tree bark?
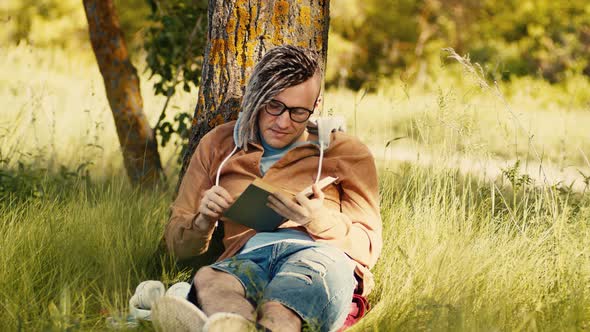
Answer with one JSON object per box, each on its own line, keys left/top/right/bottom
{"left": 178, "top": 0, "right": 330, "bottom": 184}
{"left": 83, "top": 0, "right": 163, "bottom": 186}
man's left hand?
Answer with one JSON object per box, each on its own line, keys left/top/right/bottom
{"left": 267, "top": 184, "right": 326, "bottom": 226}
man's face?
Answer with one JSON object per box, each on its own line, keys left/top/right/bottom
{"left": 258, "top": 75, "right": 320, "bottom": 149}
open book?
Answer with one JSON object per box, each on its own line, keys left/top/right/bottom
{"left": 222, "top": 176, "right": 338, "bottom": 232}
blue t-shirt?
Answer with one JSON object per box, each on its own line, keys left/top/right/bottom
{"left": 259, "top": 137, "right": 310, "bottom": 175}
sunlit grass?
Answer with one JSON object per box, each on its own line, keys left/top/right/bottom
{"left": 1, "top": 44, "right": 589, "bottom": 331}
{"left": 0, "top": 179, "right": 181, "bottom": 330}
{"left": 355, "top": 165, "right": 590, "bottom": 331}
{"left": 325, "top": 77, "right": 590, "bottom": 168}
{"left": 1, "top": 161, "right": 588, "bottom": 331}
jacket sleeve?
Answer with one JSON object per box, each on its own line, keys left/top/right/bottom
{"left": 164, "top": 134, "right": 217, "bottom": 260}
{"left": 304, "top": 142, "right": 382, "bottom": 269}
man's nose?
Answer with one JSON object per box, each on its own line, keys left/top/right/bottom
{"left": 275, "top": 110, "right": 292, "bottom": 128}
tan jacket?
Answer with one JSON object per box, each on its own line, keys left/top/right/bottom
{"left": 165, "top": 121, "right": 382, "bottom": 295}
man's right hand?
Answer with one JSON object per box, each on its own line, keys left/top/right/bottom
{"left": 197, "top": 186, "right": 235, "bottom": 227}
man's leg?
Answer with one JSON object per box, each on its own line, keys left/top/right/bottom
{"left": 193, "top": 266, "right": 256, "bottom": 321}
{"left": 260, "top": 244, "right": 357, "bottom": 332}
{"left": 258, "top": 301, "right": 301, "bottom": 332}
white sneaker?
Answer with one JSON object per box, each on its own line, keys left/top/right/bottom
{"left": 129, "top": 280, "right": 166, "bottom": 321}
{"left": 166, "top": 281, "right": 192, "bottom": 299}
{"left": 203, "top": 312, "right": 257, "bottom": 332}
{"left": 152, "top": 296, "right": 208, "bottom": 332}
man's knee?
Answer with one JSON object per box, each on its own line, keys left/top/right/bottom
{"left": 261, "top": 301, "right": 299, "bottom": 318}
{"left": 194, "top": 266, "right": 245, "bottom": 296}
{"left": 193, "top": 266, "right": 216, "bottom": 288}
{"left": 259, "top": 301, "right": 301, "bottom": 331}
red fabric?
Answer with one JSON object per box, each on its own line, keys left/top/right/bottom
{"left": 338, "top": 294, "right": 370, "bottom": 331}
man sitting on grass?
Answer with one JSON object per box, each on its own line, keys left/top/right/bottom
{"left": 153, "top": 45, "right": 382, "bottom": 332}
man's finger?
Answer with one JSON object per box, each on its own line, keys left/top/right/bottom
{"left": 271, "top": 193, "right": 305, "bottom": 215}
{"left": 294, "top": 192, "right": 311, "bottom": 206}
{"left": 272, "top": 192, "right": 298, "bottom": 206}
{"left": 268, "top": 196, "right": 301, "bottom": 218}
{"left": 214, "top": 186, "right": 235, "bottom": 203}
{"left": 298, "top": 184, "right": 324, "bottom": 207}
{"left": 201, "top": 199, "right": 217, "bottom": 213}
{"left": 267, "top": 201, "right": 288, "bottom": 218}
{"left": 267, "top": 201, "right": 299, "bottom": 221}
{"left": 208, "top": 201, "right": 224, "bottom": 213}
{"left": 312, "top": 184, "right": 325, "bottom": 199}
{"left": 267, "top": 195, "right": 288, "bottom": 210}
{"left": 200, "top": 206, "right": 218, "bottom": 219}
{"left": 210, "top": 194, "right": 231, "bottom": 209}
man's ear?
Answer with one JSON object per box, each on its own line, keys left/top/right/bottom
{"left": 314, "top": 94, "right": 323, "bottom": 110}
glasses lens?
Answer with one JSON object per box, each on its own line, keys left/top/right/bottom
{"left": 290, "top": 108, "right": 312, "bottom": 123}
{"left": 265, "top": 100, "right": 312, "bottom": 123}
{"left": 266, "top": 100, "right": 285, "bottom": 115}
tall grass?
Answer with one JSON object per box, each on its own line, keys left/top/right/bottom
{"left": 1, "top": 161, "right": 588, "bottom": 330}
{"left": 325, "top": 81, "right": 590, "bottom": 168}
{"left": 357, "top": 164, "right": 590, "bottom": 331}
{"left": 0, "top": 179, "right": 179, "bottom": 330}
{"left": 1, "top": 44, "right": 589, "bottom": 330}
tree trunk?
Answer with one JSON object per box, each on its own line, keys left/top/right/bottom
{"left": 83, "top": 0, "right": 163, "bottom": 186}
{"left": 178, "top": 0, "right": 330, "bottom": 183}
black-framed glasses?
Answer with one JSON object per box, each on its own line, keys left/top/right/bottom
{"left": 264, "top": 99, "right": 314, "bottom": 123}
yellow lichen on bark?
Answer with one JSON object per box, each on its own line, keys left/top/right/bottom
{"left": 210, "top": 39, "right": 227, "bottom": 66}
{"left": 315, "top": 34, "right": 323, "bottom": 49}
{"left": 298, "top": 6, "right": 311, "bottom": 27}
{"left": 235, "top": 0, "right": 250, "bottom": 67}
{"left": 312, "top": 6, "right": 324, "bottom": 32}
{"left": 206, "top": 91, "right": 217, "bottom": 114}
{"left": 274, "top": 1, "right": 289, "bottom": 17}
{"left": 272, "top": 1, "right": 290, "bottom": 45}
{"left": 195, "top": 93, "right": 206, "bottom": 118}
{"left": 244, "top": 40, "right": 256, "bottom": 67}
{"left": 230, "top": 1, "right": 261, "bottom": 69}
{"left": 237, "top": 3, "right": 249, "bottom": 39}
{"left": 244, "top": 5, "right": 262, "bottom": 68}
{"left": 312, "top": 6, "right": 325, "bottom": 49}
{"left": 226, "top": 18, "right": 236, "bottom": 54}
{"left": 249, "top": 5, "right": 259, "bottom": 37}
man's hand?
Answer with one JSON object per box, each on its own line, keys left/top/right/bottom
{"left": 267, "top": 184, "right": 326, "bottom": 226}
{"left": 196, "top": 186, "right": 234, "bottom": 228}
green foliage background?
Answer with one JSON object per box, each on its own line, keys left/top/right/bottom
{"left": 3, "top": 0, "right": 589, "bottom": 91}
{"left": 328, "top": 0, "right": 590, "bottom": 88}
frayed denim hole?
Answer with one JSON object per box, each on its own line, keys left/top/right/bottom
{"left": 293, "top": 258, "right": 327, "bottom": 277}
{"left": 292, "top": 258, "right": 330, "bottom": 298}
{"left": 276, "top": 271, "right": 313, "bottom": 285}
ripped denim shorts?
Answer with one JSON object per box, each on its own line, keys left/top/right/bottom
{"left": 210, "top": 241, "right": 357, "bottom": 332}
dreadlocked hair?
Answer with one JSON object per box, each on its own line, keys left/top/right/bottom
{"left": 237, "top": 45, "right": 320, "bottom": 150}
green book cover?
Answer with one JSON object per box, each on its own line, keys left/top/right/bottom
{"left": 222, "top": 176, "right": 338, "bottom": 232}
{"left": 222, "top": 178, "right": 285, "bottom": 232}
